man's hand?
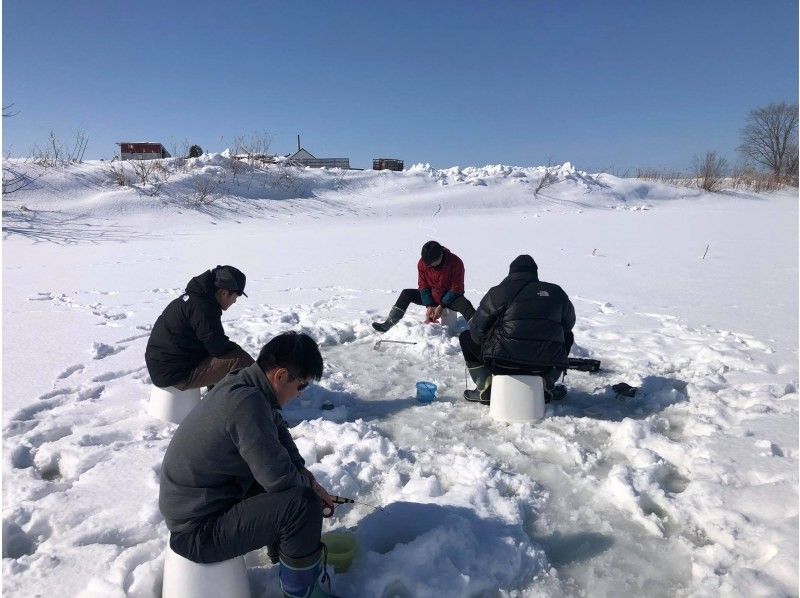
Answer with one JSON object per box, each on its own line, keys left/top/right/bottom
{"left": 301, "top": 467, "right": 334, "bottom": 510}
{"left": 425, "top": 306, "right": 437, "bottom": 322}
{"left": 432, "top": 305, "right": 444, "bottom": 322}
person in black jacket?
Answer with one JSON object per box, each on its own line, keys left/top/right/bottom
{"left": 160, "top": 332, "right": 340, "bottom": 598}
{"left": 145, "top": 265, "right": 254, "bottom": 390}
{"left": 461, "top": 255, "right": 575, "bottom": 404}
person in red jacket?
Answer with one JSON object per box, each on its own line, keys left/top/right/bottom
{"left": 372, "top": 241, "right": 476, "bottom": 332}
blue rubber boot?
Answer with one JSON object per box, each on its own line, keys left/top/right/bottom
{"left": 279, "top": 546, "right": 341, "bottom": 598}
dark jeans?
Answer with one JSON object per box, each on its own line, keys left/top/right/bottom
{"left": 458, "top": 330, "right": 566, "bottom": 389}
{"left": 169, "top": 484, "right": 322, "bottom": 565}
{"left": 394, "top": 289, "right": 476, "bottom": 321}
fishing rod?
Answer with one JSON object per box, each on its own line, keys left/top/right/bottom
{"left": 374, "top": 339, "right": 418, "bottom": 349}
{"left": 322, "top": 495, "right": 385, "bottom": 518}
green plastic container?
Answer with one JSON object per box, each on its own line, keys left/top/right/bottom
{"left": 321, "top": 532, "right": 358, "bottom": 573}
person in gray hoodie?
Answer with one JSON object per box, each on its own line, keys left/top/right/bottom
{"left": 159, "top": 331, "right": 340, "bottom": 598}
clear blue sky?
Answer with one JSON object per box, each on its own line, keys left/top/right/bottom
{"left": 3, "top": 0, "right": 797, "bottom": 171}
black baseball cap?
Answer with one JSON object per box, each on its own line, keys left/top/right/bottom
{"left": 213, "top": 265, "right": 248, "bottom": 297}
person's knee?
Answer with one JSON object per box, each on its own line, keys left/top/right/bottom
{"left": 398, "top": 288, "right": 416, "bottom": 302}
{"left": 232, "top": 348, "right": 255, "bottom": 368}
{"left": 286, "top": 485, "right": 322, "bottom": 521}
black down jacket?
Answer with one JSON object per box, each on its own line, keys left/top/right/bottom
{"left": 145, "top": 269, "right": 240, "bottom": 387}
{"left": 470, "top": 270, "right": 575, "bottom": 369}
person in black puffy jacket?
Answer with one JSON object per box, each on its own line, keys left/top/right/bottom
{"left": 145, "top": 265, "right": 254, "bottom": 389}
{"left": 460, "top": 255, "right": 575, "bottom": 404}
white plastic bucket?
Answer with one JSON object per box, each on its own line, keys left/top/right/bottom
{"left": 162, "top": 543, "right": 250, "bottom": 598}
{"left": 489, "top": 375, "right": 546, "bottom": 423}
{"left": 147, "top": 386, "right": 201, "bottom": 425}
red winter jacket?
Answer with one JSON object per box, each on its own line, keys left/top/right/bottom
{"left": 417, "top": 247, "right": 465, "bottom": 306}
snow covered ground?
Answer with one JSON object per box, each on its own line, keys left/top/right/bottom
{"left": 2, "top": 157, "right": 798, "bottom": 597}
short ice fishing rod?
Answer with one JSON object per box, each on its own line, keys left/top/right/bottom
{"left": 322, "top": 495, "right": 385, "bottom": 518}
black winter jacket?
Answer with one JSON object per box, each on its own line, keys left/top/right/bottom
{"left": 159, "top": 363, "right": 308, "bottom": 530}
{"left": 470, "top": 271, "right": 575, "bottom": 369}
{"left": 145, "top": 270, "right": 240, "bottom": 387}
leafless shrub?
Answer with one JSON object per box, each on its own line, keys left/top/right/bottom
{"left": 128, "top": 159, "right": 170, "bottom": 195}
{"left": 738, "top": 102, "right": 798, "bottom": 185}
{"left": 598, "top": 165, "right": 631, "bottom": 178}
{"left": 106, "top": 161, "right": 129, "bottom": 186}
{"left": 534, "top": 158, "right": 557, "bottom": 196}
{"left": 534, "top": 171, "right": 555, "bottom": 196}
{"left": 69, "top": 130, "right": 89, "bottom": 163}
{"left": 31, "top": 130, "right": 89, "bottom": 167}
{"left": 169, "top": 139, "right": 191, "bottom": 173}
{"left": 730, "top": 164, "right": 785, "bottom": 192}
{"left": 692, "top": 152, "right": 728, "bottom": 192}
{"left": 269, "top": 162, "right": 298, "bottom": 191}
{"left": 228, "top": 151, "right": 246, "bottom": 185}
{"left": 130, "top": 159, "right": 158, "bottom": 185}
{"left": 635, "top": 168, "right": 692, "bottom": 187}
{"left": 190, "top": 173, "right": 223, "bottom": 205}
{"left": 235, "top": 131, "right": 273, "bottom": 166}
{"left": 2, "top": 165, "right": 39, "bottom": 195}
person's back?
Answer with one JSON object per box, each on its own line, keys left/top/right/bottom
{"left": 461, "top": 255, "right": 574, "bottom": 403}
{"left": 476, "top": 269, "right": 574, "bottom": 370}
{"left": 159, "top": 364, "right": 307, "bottom": 529}
{"left": 145, "top": 265, "right": 253, "bottom": 389}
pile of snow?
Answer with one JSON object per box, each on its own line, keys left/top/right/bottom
{"left": 2, "top": 155, "right": 718, "bottom": 227}
{"left": 2, "top": 160, "right": 797, "bottom": 597}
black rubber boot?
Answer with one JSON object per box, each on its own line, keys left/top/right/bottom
{"left": 372, "top": 306, "right": 405, "bottom": 333}
{"left": 463, "top": 365, "right": 492, "bottom": 404}
{"left": 544, "top": 384, "right": 567, "bottom": 403}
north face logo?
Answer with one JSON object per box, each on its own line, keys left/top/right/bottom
{"left": 537, "top": 290, "right": 549, "bottom": 297}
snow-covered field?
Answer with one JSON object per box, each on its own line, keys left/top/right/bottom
{"left": 3, "top": 157, "right": 798, "bottom": 597}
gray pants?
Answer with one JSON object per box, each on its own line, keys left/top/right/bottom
{"left": 169, "top": 485, "right": 323, "bottom": 565}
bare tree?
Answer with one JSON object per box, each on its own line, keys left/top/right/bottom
{"left": 738, "top": 102, "right": 798, "bottom": 184}
{"left": 692, "top": 151, "right": 727, "bottom": 192}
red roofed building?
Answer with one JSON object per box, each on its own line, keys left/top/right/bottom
{"left": 117, "top": 142, "right": 171, "bottom": 161}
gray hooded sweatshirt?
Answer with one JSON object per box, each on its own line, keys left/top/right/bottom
{"left": 159, "top": 363, "right": 308, "bottom": 530}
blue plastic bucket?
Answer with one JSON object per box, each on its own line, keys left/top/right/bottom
{"left": 416, "top": 381, "right": 437, "bottom": 404}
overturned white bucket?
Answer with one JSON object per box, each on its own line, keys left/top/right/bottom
{"left": 162, "top": 543, "right": 249, "bottom": 598}
{"left": 148, "top": 386, "right": 201, "bottom": 425}
{"left": 489, "top": 375, "right": 546, "bottom": 423}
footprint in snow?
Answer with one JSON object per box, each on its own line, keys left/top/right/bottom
{"left": 91, "top": 342, "right": 125, "bottom": 360}
{"left": 57, "top": 364, "right": 85, "bottom": 379}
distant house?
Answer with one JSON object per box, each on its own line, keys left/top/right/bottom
{"left": 287, "top": 147, "right": 350, "bottom": 169}
{"left": 117, "top": 142, "right": 171, "bottom": 161}
{"left": 373, "top": 158, "right": 404, "bottom": 171}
